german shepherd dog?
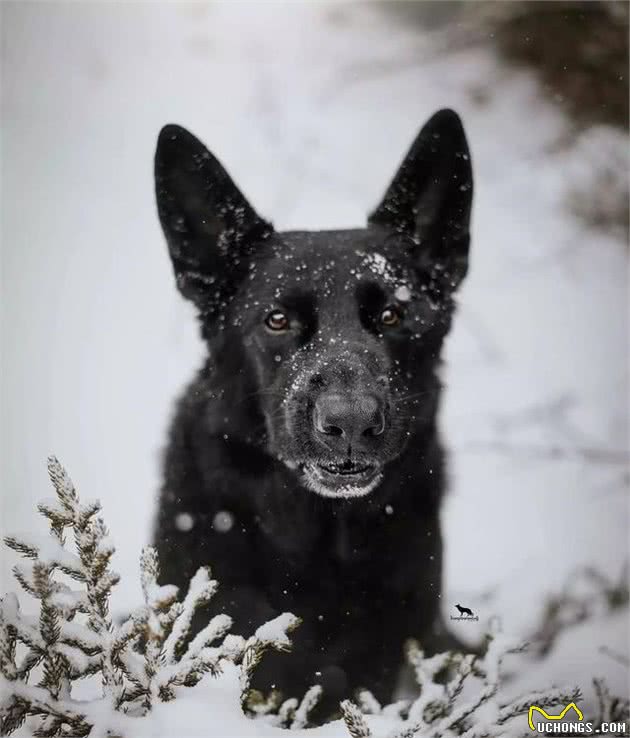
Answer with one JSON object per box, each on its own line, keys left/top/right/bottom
{"left": 152, "top": 109, "right": 473, "bottom": 717}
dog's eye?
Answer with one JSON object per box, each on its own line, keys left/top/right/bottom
{"left": 380, "top": 305, "right": 403, "bottom": 328}
{"left": 265, "top": 309, "right": 290, "bottom": 333}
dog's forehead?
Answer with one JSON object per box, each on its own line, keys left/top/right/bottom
{"left": 255, "top": 229, "right": 412, "bottom": 294}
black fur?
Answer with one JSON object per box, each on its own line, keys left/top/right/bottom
{"left": 152, "top": 109, "right": 473, "bottom": 717}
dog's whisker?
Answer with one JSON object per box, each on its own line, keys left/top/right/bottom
{"left": 394, "top": 390, "right": 431, "bottom": 404}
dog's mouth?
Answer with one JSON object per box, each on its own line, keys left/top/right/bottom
{"left": 300, "top": 460, "right": 382, "bottom": 499}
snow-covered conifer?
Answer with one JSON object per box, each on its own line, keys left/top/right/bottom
{"left": 341, "top": 698, "right": 372, "bottom": 738}
{"left": 341, "top": 619, "right": 582, "bottom": 738}
{"left": 0, "top": 457, "right": 299, "bottom": 737}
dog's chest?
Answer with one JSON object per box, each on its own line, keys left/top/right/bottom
{"left": 256, "top": 506, "right": 399, "bottom": 586}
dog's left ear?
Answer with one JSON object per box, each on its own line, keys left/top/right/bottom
{"left": 155, "top": 124, "right": 272, "bottom": 310}
{"left": 368, "top": 109, "right": 473, "bottom": 287}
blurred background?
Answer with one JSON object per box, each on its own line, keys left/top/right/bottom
{"left": 1, "top": 0, "right": 628, "bottom": 710}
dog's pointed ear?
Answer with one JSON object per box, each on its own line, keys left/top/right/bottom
{"left": 368, "top": 109, "right": 472, "bottom": 287}
{"left": 155, "top": 124, "right": 273, "bottom": 308}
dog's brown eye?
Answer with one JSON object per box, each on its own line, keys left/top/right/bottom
{"left": 265, "top": 309, "right": 290, "bottom": 332}
{"left": 380, "top": 305, "right": 402, "bottom": 327}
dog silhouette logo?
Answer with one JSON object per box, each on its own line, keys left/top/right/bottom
{"left": 528, "top": 702, "right": 583, "bottom": 731}
{"left": 455, "top": 603, "right": 474, "bottom": 617}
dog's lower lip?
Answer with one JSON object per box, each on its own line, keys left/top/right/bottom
{"left": 303, "top": 461, "right": 379, "bottom": 483}
{"left": 318, "top": 462, "right": 373, "bottom": 476}
{"left": 300, "top": 462, "right": 383, "bottom": 498}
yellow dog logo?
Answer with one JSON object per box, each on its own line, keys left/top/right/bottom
{"left": 528, "top": 702, "right": 584, "bottom": 731}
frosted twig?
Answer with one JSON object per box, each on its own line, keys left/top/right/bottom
{"left": 1, "top": 455, "right": 300, "bottom": 736}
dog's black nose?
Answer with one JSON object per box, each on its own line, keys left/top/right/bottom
{"left": 313, "top": 392, "right": 385, "bottom": 447}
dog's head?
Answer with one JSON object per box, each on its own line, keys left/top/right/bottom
{"left": 155, "top": 110, "right": 472, "bottom": 499}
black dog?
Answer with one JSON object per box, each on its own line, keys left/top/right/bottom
{"left": 456, "top": 604, "right": 474, "bottom": 617}
{"left": 152, "top": 109, "right": 473, "bottom": 715}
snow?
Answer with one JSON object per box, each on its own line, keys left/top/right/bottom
{"left": 175, "top": 512, "right": 195, "bottom": 532}
{"left": 212, "top": 510, "right": 234, "bottom": 533}
{"left": 290, "top": 685, "right": 324, "bottom": 729}
{"left": 5, "top": 532, "right": 84, "bottom": 577}
{"left": 254, "top": 613, "right": 300, "bottom": 649}
{"left": 185, "top": 613, "right": 232, "bottom": 660}
{"left": 358, "top": 251, "right": 399, "bottom": 286}
{"left": 394, "top": 285, "right": 412, "bottom": 303}
{"left": 1, "top": 2, "right": 627, "bottom": 736}
{"left": 58, "top": 620, "right": 103, "bottom": 654}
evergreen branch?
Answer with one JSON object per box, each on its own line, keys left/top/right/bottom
{"left": 162, "top": 567, "right": 217, "bottom": 662}
{"left": 593, "top": 677, "right": 630, "bottom": 726}
{"left": 1, "top": 456, "right": 308, "bottom": 736}
{"left": 0, "top": 695, "right": 29, "bottom": 736}
{"left": 4, "top": 534, "right": 85, "bottom": 581}
{"left": 0, "top": 601, "right": 18, "bottom": 681}
{"left": 341, "top": 699, "right": 373, "bottom": 738}
{"left": 497, "top": 687, "right": 580, "bottom": 725}
{"left": 1, "top": 593, "right": 45, "bottom": 652}
{"left": 357, "top": 690, "right": 382, "bottom": 716}
{"left": 0, "top": 676, "right": 91, "bottom": 736}
{"left": 183, "top": 613, "right": 232, "bottom": 662}
{"left": 239, "top": 613, "right": 301, "bottom": 712}
{"left": 278, "top": 697, "right": 299, "bottom": 726}
{"left": 290, "top": 684, "right": 323, "bottom": 729}
{"left": 15, "top": 647, "right": 44, "bottom": 681}
{"left": 46, "top": 456, "right": 80, "bottom": 511}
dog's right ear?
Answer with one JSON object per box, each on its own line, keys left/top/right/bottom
{"left": 155, "top": 124, "right": 272, "bottom": 309}
{"left": 369, "top": 109, "right": 472, "bottom": 288}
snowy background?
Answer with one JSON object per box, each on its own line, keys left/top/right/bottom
{"left": 1, "top": 2, "right": 628, "bottom": 735}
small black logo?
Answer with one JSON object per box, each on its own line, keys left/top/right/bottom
{"left": 450, "top": 603, "right": 479, "bottom": 621}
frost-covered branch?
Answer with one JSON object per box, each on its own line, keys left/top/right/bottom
{"left": 2, "top": 456, "right": 626, "bottom": 738}
{"left": 0, "top": 456, "right": 300, "bottom": 737}
{"left": 592, "top": 677, "right": 630, "bottom": 726}
{"left": 132, "top": 545, "right": 237, "bottom": 705}
{"left": 531, "top": 563, "right": 629, "bottom": 657}
{"left": 341, "top": 620, "right": 580, "bottom": 738}
{"left": 341, "top": 698, "right": 373, "bottom": 738}
{"left": 239, "top": 611, "right": 301, "bottom": 713}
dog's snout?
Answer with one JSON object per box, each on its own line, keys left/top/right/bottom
{"left": 313, "top": 392, "right": 385, "bottom": 446}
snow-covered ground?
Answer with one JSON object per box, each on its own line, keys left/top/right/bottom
{"left": 1, "top": 3, "right": 628, "bottom": 736}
